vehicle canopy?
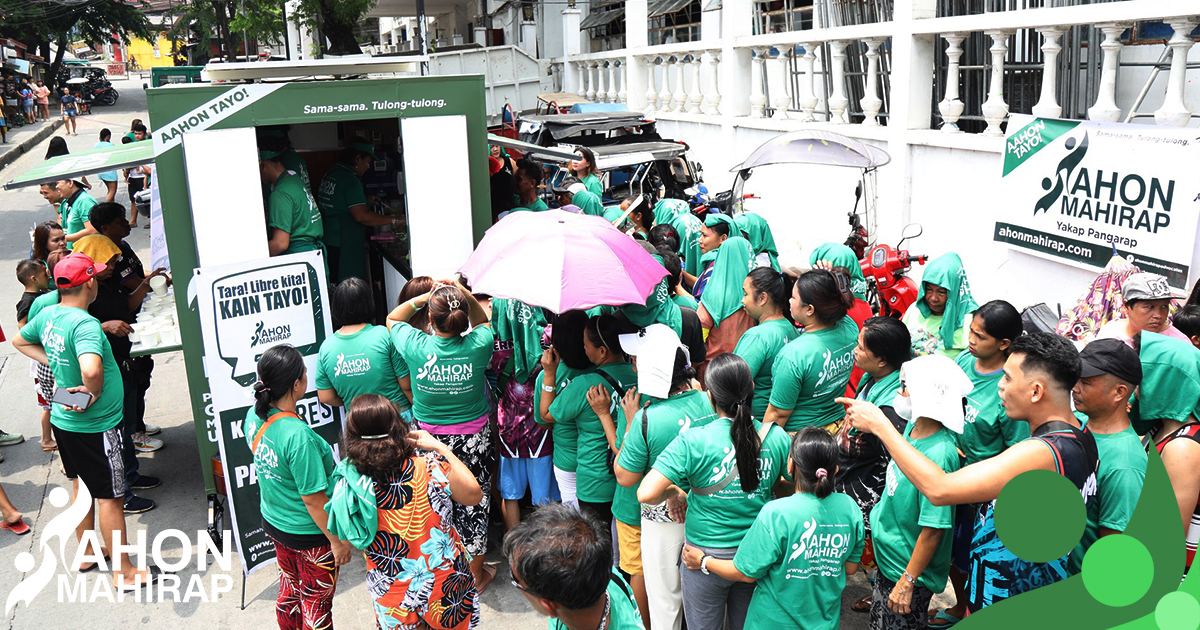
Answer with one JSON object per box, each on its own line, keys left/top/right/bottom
{"left": 519, "top": 111, "right": 655, "bottom": 146}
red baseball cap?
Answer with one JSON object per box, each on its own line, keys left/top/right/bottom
{"left": 54, "top": 253, "right": 106, "bottom": 289}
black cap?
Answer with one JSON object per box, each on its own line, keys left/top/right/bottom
{"left": 1079, "top": 338, "right": 1143, "bottom": 385}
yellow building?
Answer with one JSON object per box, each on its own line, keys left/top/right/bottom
{"left": 125, "top": 34, "right": 177, "bottom": 69}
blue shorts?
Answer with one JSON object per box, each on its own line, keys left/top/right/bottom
{"left": 499, "top": 455, "right": 560, "bottom": 504}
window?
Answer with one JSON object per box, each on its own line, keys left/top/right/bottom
{"left": 582, "top": 1, "right": 626, "bottom": 52}
{"left": 648, "top": 0, "right": 701, "bottom": 46}
{"left": 753, "top": 0, "right": 814, "bottom": 35}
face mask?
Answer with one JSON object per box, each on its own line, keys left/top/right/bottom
{"left": 893, "top": 393, "right": 913, "bottom": 422}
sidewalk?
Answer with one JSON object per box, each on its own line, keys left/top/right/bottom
{"left": 0, "top": 117, "right": 64, "bottom": 174}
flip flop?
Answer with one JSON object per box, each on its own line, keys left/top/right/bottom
{"left": 0, "top": 518, "right": 30, "bottom": 535}
{"left": 927, "top": 609, "right": 963, "bottom": 628}
{"left": 121, "top": 565, "right": 169, "bottom": 591}
{"left": 78, "top": 555, "right": 111, "bottom": 573}
{"left": 42, "top": 443, "right": 57, "bottom": 452}
{"left": 851, "top": 594, "right": 872, "bottom": 613}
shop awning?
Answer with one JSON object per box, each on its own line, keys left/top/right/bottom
{"left": 580, "top": 7, "right": 626, "bottom": 29}
{"left": 4, "top": 141, "right": 154, "bottom": 190}
{"left": 487, "top": 134, "right": 578, "bottom": 162}
{"left": 649, "top": 0, "right": 695, "bottom": 18}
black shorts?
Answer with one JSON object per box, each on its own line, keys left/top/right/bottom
{"left": 127, "top": 177, "right": 146, "bottom": 201}
{"left": 53, "top": 425, "right": 125, "bottom": 500}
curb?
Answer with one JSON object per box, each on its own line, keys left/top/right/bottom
{"left": 0, "top": 119, "right": 65, "bottom": 174}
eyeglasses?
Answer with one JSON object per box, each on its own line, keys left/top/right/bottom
{"left": 510, "top": 568, "right": 537, "bottom": 597}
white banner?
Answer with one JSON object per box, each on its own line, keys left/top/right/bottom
{"left": 152, "top": 83, "right": 285, "bottom": 156}
{"left": 148, "top": 167, "right": 170, "bottom": 274}
{"left": 996, "top": 116, "right": 1200, "bottom": 289}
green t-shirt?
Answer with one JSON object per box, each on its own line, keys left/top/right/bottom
{"left": 1132, "top": 332, "right": 1200, "bottom": 434}
{"left": 735, "top": 318, "right": 800, "bottom": 419}
{"left": 548, "top": 569, "right": 645, "bottom": 630}
{"left": 391, "top": 323, "right": 493, "bottom": 425}
{"left": 734, "top": 493, "right": 865, "bottom": 630}
{"left": 281, "top": 149, "right": 311, "bottom": 191}
{"left": 653, "top": 417, "right": 791, "bottom": 548}
{"left": 510, "top": 198, "right": 549, "bottom": 213}
{"left": 20, "top": 305, "right": 122, "bottom": 433}
{"left": 535, "top": 363, "right": 593, "bottom": 472}
{"left": 317, "top": 162, "right": 367, "bottom": 250}
{"left": 316, "top": 325, "right": 410, "bottom": 412}
{"left": 768, "top": 315, "right": 858, "bottom": 431}
{"left": 869, "top": 423, "right": 959, "bottom": 592}
{"left": 612, "top": 389, "right": 716, "bottom": 525}
{"left": 582, "top": 173, "right": 603, "bottom": 198}
{"left": 268, "top": 171, "right": 324, "bottom": 254}
{"left": 955, "top": 350, "right": 1029, "bottom": 465}
{"left": 549, "top": 362, "right": 638, "bottom": 503}
{"left": 26, "top": 289, "right": 60, "bottom": 323}
{"left": 63, "top": 191, "right": 98, "bottom": 248}
{"left": 244, "top": 408, "right": 335, "bottom": 535}
{"left": 672, "top": 293, "right": 698, "bottom": 310}
{"left": 1069, "top": 425, "right": 1146, "bottom": 575}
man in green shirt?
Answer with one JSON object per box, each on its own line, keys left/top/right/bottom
{"left": 504, "top": 504, "right": 646, "bottom": 630}
{"left": 261, "top": 149, "right": 324, "bottom": 257}
{"left": 1068, "top": 339, "right": 1147, "bottom": 575}
{"left": 509, "top": 159, "right": 549, "bottom": 213}
{"left": 58, "top": 180, "right": 98, "bottom": 250}
{"left": 317, "top": 142, "right": 400, "bottom": 282}
{"left": 13, "top": 253, "right": 158, "bottom": 587}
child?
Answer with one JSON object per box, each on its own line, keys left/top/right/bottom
{"left": 1174, "top": 305, "right": 1200, "bottom": 350}
{"left": 15, "top": 259, "right": 52, "bottom": 451}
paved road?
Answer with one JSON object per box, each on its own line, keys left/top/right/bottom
{"left": 0, "top": 74, "right": 912, "bottom": 628}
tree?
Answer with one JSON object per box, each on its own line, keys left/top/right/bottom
{"left": 291, "top": 0, "right": 375, "bottom": 55}
{"left": 169, "top": 0, "right": 374, "bottom": 58}
{"left": 0, "top": 0, "right": 153, "bottom": 90}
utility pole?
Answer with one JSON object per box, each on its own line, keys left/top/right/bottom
{"left": 416, "top": 0, "right": 428, "bottom": 75}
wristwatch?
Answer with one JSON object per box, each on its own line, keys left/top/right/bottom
{"left": 902, "top": 570, "right": 917, "bottom": 584}
{"left": 542, "top": 383, "right": 556, "bottom": 393}
{"left": 700, "top": 555, "right": 712, "bottom": 575}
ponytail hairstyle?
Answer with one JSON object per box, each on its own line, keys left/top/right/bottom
{"left": 829, "top": 266, "right": 857, "bottom": 307}
{"left": 657, "top": 246, "right": 685, "bottom": 297}
{"left": 746, "top": 267, "right": 787, "bottom": 314}
{"left": 252, "top": 345, "right": 306, "bottom": 420}
{"left": 397, "top": 276, "right": 435, "bottom": 333}
{"left": 790, "top": 428, "right": 840, "bottom": 499}
{"left": 795, "top": 269, "right": 853, "bottom": 325}
{"left": 628, "top": 196, "right": 653, "bottom": 235}
{"left": 584, "top": 314, "right": 633, "bottom": 362}
{"left": 344, "top": 393, "right": 413, "bottom": 485}
{"left": 649, "top": 224, "right": 680, "bottom": 254}
{"left": 551, "top": 310, "right": 593, "bottom": 370}
{"left": 704, "top": 353, "right": 761, "bottom": 493}
{"left": 428, "top": 285, "right": 470, "bottom": 336}
{"left": 973, "top": 300, "right": 1023, "bottom": 355}
{"left": 669, "top": 347, "right": 698, "bottom": 395}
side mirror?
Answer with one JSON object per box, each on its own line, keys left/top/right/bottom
{"left": 898, "top": 223, "right": 923, "bottom": 247}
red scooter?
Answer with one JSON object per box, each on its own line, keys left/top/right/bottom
{"left": 845, "top": 185, "right": 928, "bottom": 318}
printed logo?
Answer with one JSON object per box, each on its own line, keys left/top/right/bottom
{"left": 788, "top": 518, "right": 820, "bottom": 562}
{"left": 6, "top": 482, "right": 233, "bottom": 610}
{"left": 814, "top": 345, "right": 855, "bottom": 390}
{"left": 249, "top": 321, "right": 292, "bottom": 348}
{"left": 885, "top": 460, "right": 899, "bottom": 497}
{"left": 416, "top": 353, "right": 439, "bottom": 380}
{"left": 333, "top": 352, "right": 371, "bottom": 378}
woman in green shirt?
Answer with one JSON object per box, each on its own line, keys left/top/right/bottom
{"left": 246, "top": 345, "right": 349, "bottom": 628}
{"left": 316, "top": 278, "right": 413, "bottom": 420}
{"left": 536, "top": 311, "right": 594, "bottom": 510}
{"left": 570, "top": 146, "right": 603, "bottom": 197}
{"left": 765, "top": 269, "right": 859, "bottom": 432}
{"left": 388, "top": 282, "right": 497, "bottom": 592}
{"left": 542, "top": 314, "right": 638, "bottom": 527}
{"left": 734, "top": 268, "right": 799, "bottom": 419}
{"left": 681, "top": 428, "right": 865, "bottom": 630}
{"left": 902, "top": 252, "right": 976, "bottom": 358}
{"left": 639, "top": 353, "right": 791, "bottom": 630}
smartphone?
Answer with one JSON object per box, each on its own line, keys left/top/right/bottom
{"left": 52, "top": 387, "right": 92, "bottom": 410}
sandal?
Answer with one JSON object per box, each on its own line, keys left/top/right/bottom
{"left": 851, "top": 594, "right": 872, "bottom": 613}
{"left": 0, "top": 518, "right": 30, "bottom": 535}
{"left": 927, "top": 609, "right": 963, "bottom": 628}
{"left": 121, "top": 565, "right": 169, "bottom": 590}
{"left": 79, "top": 554, "right": 111, "bottom": 573}
{"left": 41, "top": 441, "right": 57, "bottom": 452}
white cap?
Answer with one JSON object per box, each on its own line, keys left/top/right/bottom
{"left": 619, "top": 324, "right": 688, "bottom": 399}
{"left": 899, "top": 354, "right": 974, "bottom": 434}
{"left": 568, "top": 182, "right": 587, "bottom": 196}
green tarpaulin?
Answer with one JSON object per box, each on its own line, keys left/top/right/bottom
{"left": 4, "top": 140, "right": 154, "bottom": 190}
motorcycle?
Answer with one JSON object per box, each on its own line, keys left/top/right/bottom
{"left": 857, "top": 219, "right": 928, "bottom": 318}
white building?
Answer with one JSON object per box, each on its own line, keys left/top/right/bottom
{"left": 550, "top": 0, "right": 1200, "bottom": 311}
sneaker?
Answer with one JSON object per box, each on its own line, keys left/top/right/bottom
{"left": 132, "top": 432, "right": 163, "bottom": 453}
{"left": 123, "top": 495, "right": 156, "bottom": 514}
{"left": 144, "top": 424, "right": 161, "bottom": 436}
{"left": 130, "top": 475, "right": 161, "bottom": 490}
{"left": 0, "top": 431, "right": 25, "bottom": 447}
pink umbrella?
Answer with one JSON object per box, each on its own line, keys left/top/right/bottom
{"left": 458, "top": 209, "right": 668, "bottom": 313}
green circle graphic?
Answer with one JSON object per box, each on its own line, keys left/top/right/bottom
{"left": 1081, "top": 534, "right": 1153, "bottom": 606}
{"left": 1155, "top": 592, "right": 1200, "bottom": 630}
{"left": 994, "top": 469, "right": 1085, "bottom": 563}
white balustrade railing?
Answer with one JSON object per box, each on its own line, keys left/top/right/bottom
{"left": 560, "top": 5, "right": 1200, "bottom": 134}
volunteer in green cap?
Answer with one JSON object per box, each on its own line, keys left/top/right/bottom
{"left": 734, "top": 213, "right": 780, "bottom": 272}
{"left": 261, "top": 148, "right": 325, "bottom": 257}
{"left": 508, "top": 159, "right": 549, "bottom": 213}
{"left": 317, "top": 142, "right": 402, "bottom": 282}
{"left": 690, "top": 213, "right": 737, "bottom": 299}
{"left": 697, "top": 235, "right": 756, "bottom": 372}
{"left": 902, "top": 252, "right": 976, "bottom": 358}
{"left": 810, "top": 242, "right": 868, "bottom": 301}
{"left": 258, "top": 127, "right": 312, "bottom": 190}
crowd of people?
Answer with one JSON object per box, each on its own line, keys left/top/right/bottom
{"left": 10, "top": 126, "right": 1200, "bottom": 630}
